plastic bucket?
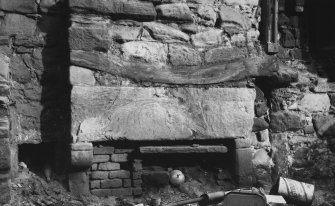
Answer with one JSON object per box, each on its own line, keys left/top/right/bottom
{"left": 271, "top": 177, "right": 315, "bottom": 205}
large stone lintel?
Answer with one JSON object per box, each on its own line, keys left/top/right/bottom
{"left": 139, "top": 145, "right": 228, "bottom": 153}
{"left": 71, "top": 86, "right": 255, "bottom": 142}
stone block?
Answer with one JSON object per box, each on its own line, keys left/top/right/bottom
{"left": 109, "top": 24, "right": 142, "bottom": 43}
{"left": 70, "top": 0, "right": 156, "bottom": 21}
{"left": 234, "top": 138, "right": 251, "bottom": 149}
{"left": 197, "top": 4, "right": 217, "bottom": 26}
{"left": 0, "top": 117, "right": 9, "bottom": 139}
{"left": 72, "top": 87, "right": 256, "bottom": 142}
{"left": 0, "top": 13, "right": 36, "bottom": 36}
{"left": 0, "top": 139, "right": 10, "bottom": 171}
{"left": 143, "top": 22, "right": 189, "bottom": 43}
{"left": 299, "top": 93, "right": 330, "bottom": 112}
{"left": 270, "top": 133, "right": 289, "bottom": 177}
{"left": 69, "top": 23, "right": 109, "bottom": 52}
{"left": 219, "top": 6, "right": 251, "bottom": 33}
{"left": 191, "top": 29, "right": 223, "bottom": 47}
{"left": 91, "top": 163, "right": 98, "bottom": 171}
{"left": 109, "top": 170, "right": 130, "bottom": 179}
{"left": 71, "top": 143, "right": 93, "bottom": 168}
{"left": 224, "top": 0, "right": 259, "bottom": 6}
{"left": 98, "top": 162, "right": 120, "bottom": 171}
{"left": 91, "top": 189, "right": 112, "bottom": 197}
{"left": 93, "top": 155, "right": 109, "bottom": 163}
{"left": 123, "top": 179, "right": 132, "bottom": 187}
{"left": 133, "top": 187, "right": 143, "bottom": 196}
{"left": 132, "top": 171, "right": 142, "bottom": 179}
{"left": 0, "top": 180, "right": 10, "bottom": 204}
{"left": 329, "top": 94, "right": 335, "bottom": 107}
{"left": 252, "top": 118, "right": 269, "bottom": 132}
{"left": 90, "top": 180, "right": 100, "bottom": 189}
{"left": 255, "top": 101, "right": 268, "bottom": 117}
{"left": 94, "top": 146, "right": 115, "bottom": 155}
{"left": 280, "top": 29, "right": 295, "bottom": 48}
{"left": 111, "top": 154, "right": 128, "bottom": 162}
{"left": 91, "top": 171, "right": 109, "bottom": 180}
{"left": 270, "top": 111, "right": 305, "bottom": 132}
{"left": 168, "top": 44, "right": 202, "bottom": 66}
{"left": 234, "top": 148, "right": 254, "bottom": 186}
{"left": 70, "top": 50, "right": 110, "bottom": 71}
{"left": 132, "top": 162, "right": 142, "bottom": 171}
{"left": 0, "top": 0, "right": 37, "bottom": 13}
{"left": 313, "top": 115, "right": 335, "bottom": 137}
{"left": 70, "top": 66, "right": 96, "bottom": 86}
{"left": 0, "top": 54, "right": 9, "bottom": 80}
{"left": 122, "top": 41, "right": 168, "bottom": 64}
{"left": 156, "top": 3, "right": 193, "bottom": 22}
{"left": 139, "top": 145, "right": 228, "bottom": 153}
{"left": 252, "top": 149, "right": 273, "bottom": 192}
{"left": 40, "top": 0, "right": 62, "bottom": 13}
{"left": 101, "top": 179, "right": 122, "bottom": 188}
{"left": 133, "top": 179, "right": 142, "bottom": 187}
{"left": 114, "top": 149, "right": 134, "bottom": 154}
{"left": 205, "top": 47, "right": 246, "bottom": 64}
{"left": 69, "top": 172, "right": 90, "bottom": 196}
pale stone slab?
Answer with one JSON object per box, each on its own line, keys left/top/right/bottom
{"left": 71, "top": 86, "right": 255, "bottom": 142}
{"left": 299, "top": 93, "right": 330, "bottom": 112}
{"left": 70, "top": 66, "right": 96, "bottom": 86}
{"left": 139, "top": 145, "right": 228, "bottom": 153}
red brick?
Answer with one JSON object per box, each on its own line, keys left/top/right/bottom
{"left": 98, "top": 162, "right": 120, "bottom": 171}
{"left": 90, "top": 180, "right": 100, "bottom": 189}
{"left": 91, "top": 171, "right": 109, "bottom": 180}
{"left": 109, "top": 170, "right": 130, "bottom": 179}
{"left": 93, "top": 155, "right": 109, "bottom": 163}
{"left": 111, "top": 154, "right": 128, "bottom": 162}
{"left": 123, "top": 179, "right": 131, "bottom": 188}
{"left": 94, "top": 146, "right": 114, "bottom": 155}
{"left": 101, "top": 179, "right": 122, "bottom": 188}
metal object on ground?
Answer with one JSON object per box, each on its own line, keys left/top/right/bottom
{"left": 150, "top": 196, "right": 162, "bottom": 206}
{"left": 271, "top": 177, "right": 315, "bottom": 206}
{"left": 165, "top": 188, "right": 267, "bottom": 206}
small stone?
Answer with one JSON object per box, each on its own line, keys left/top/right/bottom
{"left": 197, "top": 4, "right": 217, "bottom": 26}
{"left": 312, "top": 78, "right": 329, "bottom": 93}
{"left": 70, "top": 50, "right": 110, "bottom": 71}
{"left": 133, "top": 171, "right": 142, "bottom": 179}
{"left": 191, "top": 29, "right": 224, "bottom": 47}
{"left": 0, "top": 0, "right": 37, "bottom": 13}
{"left": 93, "top": 155, "right": 110, "bottom": 163}
{"left": 132, "top": 162, "right": 143, "bottom": 171}
{"left": 180, "top": 24, "right": 198, "bottom": 34}
{"left": 143, "top": 22, "right": 190, "bottom": 43}
{"left": 133, "top": 187, "right": 143, "bottom": 196}
{"left": 224, "top": 0, "right": 259, "bottom": 6}
{"left": 270, "top": 111, "right": 305, "bottom": 132}
{"left": 168, "top": 44, "right": 202, "bottom": 66}
{"left": 0, "top": 54, "right": 9, "bottom": 80}
{"left": 313, "top": 115, "right": 335, "bottom": 137}
{"left": 280, "top": 29, "right": 295, "bottom": 48}
{"left": 156, "top": 3, "right": 193, "bottom": 22}
{"left": 109, "top": 170, "right": 131, "bottom": 179}
{"left": 114, "top": 149, "right": 134, "bottom": 153}
{"left": 123, "top": 179, "right": 132, "bottom": 187}
{"left": 258, "top": 129, "right": 269, "bottom": 143}
{"left": 133, "top": 179, "right": 142, "bottom": 187}
{"left": 39, "top": 0, "right": 62, "bottom": 13}
{"left": 91, "top": 163, "right": 98, "bottom": 171}
{"left": 252, "top": 149, "right": 273, "bottom": 192}
{"left": 303, "top": 125, "right": 315, "bottom": 134}
{"left": 101, "top": 179, "right": 122, "bottom": 188}
{"left": 109, "top": 24, "right": 141, "bottom": 42}
{"left": 98, "top": 162, "right": 120, "bottom": 171}
{"left": 252, "top": 118, "right": 269, "bottom": 132}
{"left": 292, "top": 146, "right": 313, "bottom": 168}
{"left": 299, "top": 93, "right": 330, "bottom": 112}
{"left": 111, "top": 154, "right": 128, "bottom": 162}
{"left": 70, "top": 66, "right": 96, "bottom": 86}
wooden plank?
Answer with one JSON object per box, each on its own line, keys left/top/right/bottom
{"left": 139, "top": 145, "right": 228, "bottom": 154}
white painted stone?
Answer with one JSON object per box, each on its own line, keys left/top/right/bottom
{"left": 299, "top": 93, "right": 330, "bottom": 112}
{"left": 70, "top": 66, "right": 96, "bottom": 86}
{"left": 122, "top": 41, "right": 168, "bottom": 63}
{"left": 71, "top": 86, "right": 256, "bottom": 142}
{"left": 191, "top": 29, "right": 224, "bottom": 47}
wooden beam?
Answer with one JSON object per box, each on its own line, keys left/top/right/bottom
{"left": 139, "top": 145, "right": 228, "bottom": 154}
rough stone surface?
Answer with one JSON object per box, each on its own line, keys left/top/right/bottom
{"left": 109, "top": 170, "right": 130, "bottom": 179}
{"left": 252, "top": 149, "right": 273, "bottom": 192}
{"left": 205, "top": 47, "right": 246, "bottom": 64}
{"left": 143, "top": 22, "right": 190, "bottom": 43}
{"left": 191, "top": 29, "right": 223, "bottom": 47}
{"left": 70, "top": 66, "right": 96, "bottom": 86}
{"left": 94, "top": 146, "right": 114, "bottom": 155}
{"left": 252, "top": 118, "right": 269, "bottom": 132}
{"left": 255, "top": 101, "right": 267, "bottom": 117}
{"left": 224, "top": 0, "right": 259, "bottom": 6}
{"left": 92, "top": 155, "right": 109, "bottom": 163}
{"left": 0, "top": 0, "right": 37, "bottom": 13}
{"left": 71, "top": 150, "right": 93, "bottom": 168}
{"left": 197, "top": 5, "right": 217, "bottom": 26}
{"left": 219, "top": 6, "right": 251, "bottom": 33}
{"left": 70, "top": 0, "right": 157, "bottom": 20}
{"left": 101, "top": 179, "right": 122, "bottom": 189}
{"left": 156, "top": 3, "right": 193, "bottom": 22}
{"left": 270, "top": 133, "right": 289, "bottom": 177}
{"left": 122, "top": 41, "right": 168, "bottom": 64}
{"left": 98, "top": 162, "right": 120, "bottom": 171}
{"left": 299, "top": 93, "right": 330, "bottom": 112}
{"left": 168, "top": 44, "right": 202, "bottom": 66}
{"left": 71, "top": 50, "right": 110, "bottom": 71}
{"left": 0, "top": 54, "right": 9, "bottom": 80}
{"left": 91, "top": 171, "right": 109, "bottom": 180}
{"left": 235, "top": 148, "right": 254, "bottom": 186}
{"left": 0, "top": 14, "right": 36, "bottom": 36}
{"left": 71, "top": 87, "right": 255, "bottom": 142}
{"left": 270, "top": 111, "right": 305, "bottom": 132}
{"left": 313, "top": 115, "right": 335, "bottom": 137}
{"left": 109, "top": 24, "right": 141, "bottom": 42}
{"left": 139, "top": 145, "right": 228, "bottom": 153}
{"left": 0, "top": 117, "right": 9, "bottom": 139}
{"left": 69, "top": 23, "right": 109, "bottom": 52}
{"left": 90, "top": 180, "right": 100, "bottom": 189}
{"left": 111, "top": 154, "right": 128, "bottom": 162}
{"left": 0, "top": 139, "right": 10, "bottom": 171}
{"left": 69, "top": 172, "right": 90, "bottom": 196}
{"left": 0, "top": 180, "right": 10, "bottom": 204}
